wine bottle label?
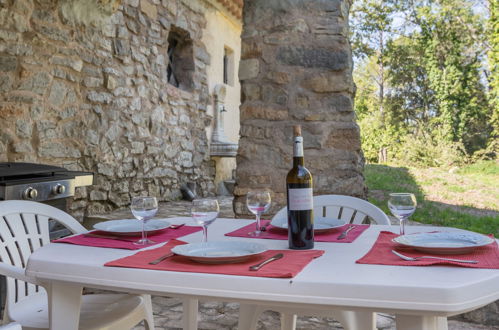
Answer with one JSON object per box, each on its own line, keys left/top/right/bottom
{"left": 293, "top": 136, "right": 303, "bottom": 157}
{"left": 288, "top": 188, "right": 313, "bottom": 210}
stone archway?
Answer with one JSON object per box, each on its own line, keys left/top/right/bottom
{"left": 234, "top": 0, "right": 366, "bottom": 217}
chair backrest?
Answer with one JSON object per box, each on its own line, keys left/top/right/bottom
{"left": 0, "top": 200, "right": 86, "bottom": 319}
{"left": 272, "top": 194, "right": 391, "bottom": 225}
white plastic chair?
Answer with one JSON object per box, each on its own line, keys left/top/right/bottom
{"left": 271, "top": 194, "right": 391, "bottom": 226}
{"left": 0, "top": 200, "right": 155, "bottom": 330}
{"left": 239, "top": 194, "right": 391, "bottom": 330}
{"left": 0, "top": 322, "right": 21, "bottom": 330}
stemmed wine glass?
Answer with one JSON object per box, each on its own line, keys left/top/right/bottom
{"left": 130, "top": 196, "right": 158, "bottom": 245}
{"left": 388, "top": 193, "right": 417, "bottom": 235}
{"left": 246, "top": 190, "right": 271, "bottom": 237}
{"left": 191, "top": 198, "right": 219, "bottom": 243}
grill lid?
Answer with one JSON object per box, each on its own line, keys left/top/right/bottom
{"left": 0, "top": 162, "right": 69, "bottom": 181}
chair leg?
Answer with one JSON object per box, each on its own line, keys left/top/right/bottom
{"left": 331, "top": 311, "right": 376, "bottom": 330}
{"left": 183, "top": 298, "right": 199, "bottom": 330}
{"left": 142, "top": 294, "right": 155, "bottom": 330}
{"left": 238, "top": 303, "right": 261, "bottom": 330}
{"left": 280, "top": 313, "right": 297, "bottom": 330}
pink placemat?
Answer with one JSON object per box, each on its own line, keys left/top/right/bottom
{"left": 356, "top": 231, "right": 499, "bottom": 268}
{"left": 225, "top": 220, "right": 369, "bottom": 243}
{"left": 53, "top": 226, "right": 202, "bottom": 250}
{"left": 105, "top": 239, "right": 325, "bottom": 278}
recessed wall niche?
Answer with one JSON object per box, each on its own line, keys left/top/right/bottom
{"left": 167, "top": 26, "right": 195, "bottom": 91}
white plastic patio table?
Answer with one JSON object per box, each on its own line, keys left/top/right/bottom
{"left": 25, "top": 218, "right": 499, "bottom": 330}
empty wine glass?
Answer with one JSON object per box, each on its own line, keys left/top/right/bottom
{"left": 130, "top": 196, "right": 158, "bottom": 245}
{"left": 191, "top": 198, "right": 219, "bottom": 242}
{"left": 246, "top": 190, "right": 271, "bottom": 237}
{"left": 388, "top": 193, "right": 417, "bottom": 235}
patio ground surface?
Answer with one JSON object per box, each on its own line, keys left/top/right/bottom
{"left": 87, "top": 197, "right": 498, "bottom": 330}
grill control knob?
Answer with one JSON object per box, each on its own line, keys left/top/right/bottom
{"left": 52, "top": 184, "right": 66, "bottom": 195}
{"left": 23, "top": 187, "right": 38, "bottom": 200}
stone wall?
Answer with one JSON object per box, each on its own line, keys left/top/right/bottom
{"left": 0, "top": 0, "right": 216, "bottom": 220}
{"left": 234, "top": 0, "right": 366, "bottom": 217}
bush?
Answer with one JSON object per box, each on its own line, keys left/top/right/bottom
{"left": 392, "top": 133, "right": 469, "bottom": 167}
{"left": 359, "top": 112, "right": 405, "bottom": 163}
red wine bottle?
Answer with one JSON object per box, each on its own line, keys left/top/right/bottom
{"left": 286, "top": 125, "right": 314, "bottom": 249}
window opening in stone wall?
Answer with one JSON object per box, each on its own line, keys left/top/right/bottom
{"left": 223, "top": 46, "right": 234, "bottom": 86}
{"left": 167, "top": 38, "right": 179, "bottom": 87}
{"left": 223, "top": 52, "right": 228, "bottom": 85}
{"left": 167, "top": 27, "right": 194, "bottom": 91}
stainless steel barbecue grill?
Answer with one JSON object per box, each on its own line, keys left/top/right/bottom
{"left": 0, "top": 162, "right": 93, "bottom": 205}
{"left": 0, "top": 162, "right": 94, "bottom": 236}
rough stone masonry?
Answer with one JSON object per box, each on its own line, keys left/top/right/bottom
{"left": 234, "top": 0, "right": 366, "bottom": 217}
{"left": 0, "top": 0, "right": 217, "bottom": 220}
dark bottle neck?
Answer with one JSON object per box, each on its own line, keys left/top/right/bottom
{"left": 293, "top": 136, "right": 304, "bottom": 167}
{"left": 293, "top": 156, "right": 304, "bottom": 167}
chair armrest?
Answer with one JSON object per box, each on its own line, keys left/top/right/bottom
{"left": 0, "top": 262, "right": 38, "bottom": 284}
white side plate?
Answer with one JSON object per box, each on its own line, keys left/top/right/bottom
{"left": 93, "top": 219, "right": 170, "bottom": 236}
{"left": 270, "top": 217, "right": 346, "bottom": 233}
{"left": 172, "top": 241, "right": 267, "bottom": 264}
{"left": 393, "top": 231, "right": 495, "bottom": 254}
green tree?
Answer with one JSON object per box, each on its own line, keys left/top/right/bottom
{"left": 355, "top": 58, "right": 406, "bottom": 162}
{"left": 416, "top": 0, "right": 492, "bottom": 154}
{"left": 351, "top": 0, "right": 400, "bottom": 162}
{"left": 353, "top": 0, "right": 495, "bottom": 165}
{"left": 486, "top": 0, "right": 499, "bottom": 155}
{"left": 385, "top": 37, "right": 435, "bottom": 130}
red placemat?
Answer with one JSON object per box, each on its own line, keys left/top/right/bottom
{"left": 225, "top": 220, "right": 368, "bottom": 243}
{"left": 356, "top": 231, "right": 499, "bottom": 268}
{"left": 53, "top": 226, "right": 202, "bottom": 250}
{"left": 105, "top": 239, "right": 325, "bottom": 278}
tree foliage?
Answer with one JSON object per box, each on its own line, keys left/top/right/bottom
{"left": 352, "top": 0, "right": 497, "bottom": 166}
{"left": 487, "top": 0, "right": 499, "bottom": 154}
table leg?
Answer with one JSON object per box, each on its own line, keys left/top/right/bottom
{"left": 332, "top": 311, "right": 376, "bottom": 330}
{"left": 183, "top": 298, "right": 199, "bottom": 330}
{"left": 280, "top": 312, "right": 297, "bottom": 330}
{"left": 238, "top": 303, "right": 260, "bottom": 330}
{"left": 437, "top": 317, "right": 449, "bottom": 330}
{"left": 396, "top": 315, "right": 448, "bottom": 330}
{"left": 47, "top": 281, "right": 82, "bottom": 330}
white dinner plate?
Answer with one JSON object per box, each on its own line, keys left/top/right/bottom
{"left": 393, "top": 231, "right": 495, "bottom": 254}
{"left": 93, "top": 219, "right": 170, "bottom": 236}
{"left": 270, "top": 217, "right": 346, "bottom": 233}
{"left": 171, "top": 241, "right": 267, "bottom": 264}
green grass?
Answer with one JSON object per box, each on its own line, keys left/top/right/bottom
{"left": 457, "top": 160, "right": 499, "bottom": 176}
{"left": 415, "top": 204, "right": 498, "bottom": 235}
{"left": 365, "top": 161, "right": 499, "bottom": 236}
{"left": 364, "top": 165, "right": 424, "bottom": 200}
{"left": 447, "top": 185, "right": 466, "bottom": 193}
